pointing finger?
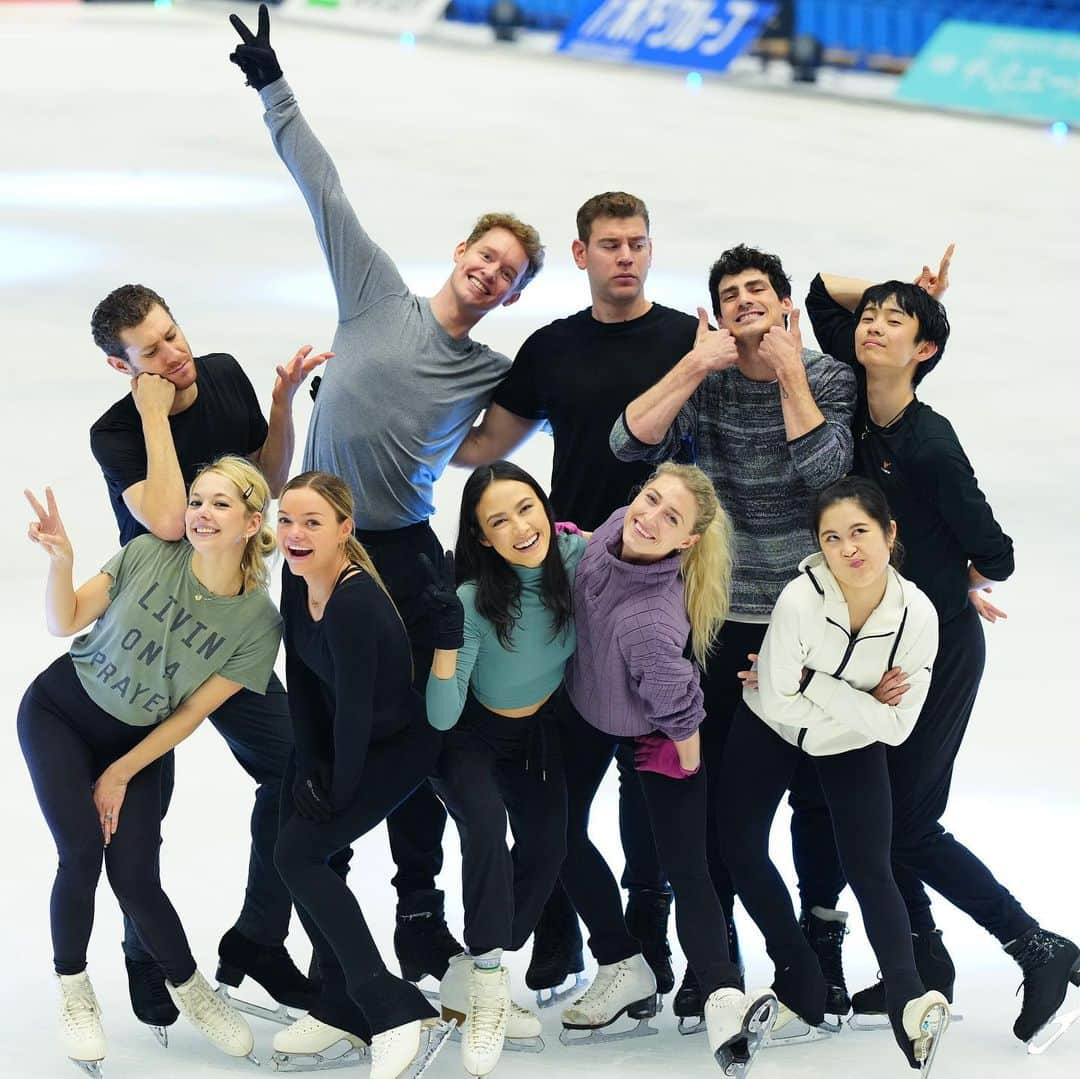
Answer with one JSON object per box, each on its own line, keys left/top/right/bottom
{"left": 24, "top": 489, "right": 47, "bottom": 521}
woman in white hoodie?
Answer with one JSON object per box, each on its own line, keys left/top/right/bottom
{"left": 722, "top": 476, "right": 949, "bottom": 1075}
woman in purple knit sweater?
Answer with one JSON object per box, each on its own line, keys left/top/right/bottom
{"left": 556, "top": 462, "right": 778, "bottom": 1075}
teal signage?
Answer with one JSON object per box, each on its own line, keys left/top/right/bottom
{"left": 897, "top": 21, "right": 1080, "bottom": 124}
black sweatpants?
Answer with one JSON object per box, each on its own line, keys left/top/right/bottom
{"left": 722, "top": 703, "right": 923, "bottom": 1009}
{"left": 17, "top": 655, "right": 197, "bottom": 984}
{"left": 274, "top": 710, "right": 442, "bottom": 1038}
{"left": 357, "top": 521, "right": 448, "bottom": 903}
{"left": 557, "top": 698, "right": 741, "bottom": 997}
{"left": 789, "top": 604, "right": 1036, "bottom": 943}
{"left": 432, "top": 694, "right": 567, "bottom": 955}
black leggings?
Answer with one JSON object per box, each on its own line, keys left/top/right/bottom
{"left": 557, "top": 697, "right": 741, "bottom": 996}
{"left": 432, "top": 693, "right": 566, "bottom": 956}
{"left": 274, "top": 711, "right": 442, "bottom": 1038}
{"left": 722, "top": 703, "right": 922, "bottom": 1008}
{"left": 17, "top": 655, "right": 196, "bottom": 984}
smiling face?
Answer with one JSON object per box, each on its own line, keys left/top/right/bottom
{"left": 449, "top": 227, "right": 530, "bottom": 314}
{"left": 277, "top": 487, "right": 352, "bottom": 579}
{"left": 572, "top": 214, "right": 652, "bottom": 310}
{"left": 715, "top": 268, "right": 792, "bottom": 343}
{"left": 474, "top": 479, "right": 552, "bottom": 568}
{"left": 185, "top": 472, "right": 259, "bottom": 553}
{"left": 854, "top": 294, "right": 939, "bottom": 377}
{"left": 817, "top": 498, "right": 896, "bottom": 594}
{"left": 621, "top": 473, "right": 701, "bottom": 564}
{"left": 110, "top": 303, "right": 197, "bottom": 390}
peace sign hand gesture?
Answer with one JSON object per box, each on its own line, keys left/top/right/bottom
{"left": 913, "top": 243, "right": 954, "bottom": 301}
{"left": 419, "top": 551, "right": 465, "bottom": 651}
{"left": 229, "top": 3, "right": 283, "bottom": 91}
{"left": 25, "top": 487, "right": 73, "bottom": 567}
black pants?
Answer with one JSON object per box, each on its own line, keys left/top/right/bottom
{"left": 432, "top": 694, "right": 567, "bottom": 955}
{"left": 358, "top": 521, "right": 448, "bottom": 902}
{"left": 790, "top": 605, "right": 1036, "bottom": 944}
{"left": 17, "top": 655, "right": 197, "bottom": 984}
{"left": 557, "top": 698, "right": 740, "bottom": 996}
{"left": 274, "top": 710, "right": 442, "bottom": 1038}
{"left": 722, "top": 703, "right": 922, "bottom": 1008}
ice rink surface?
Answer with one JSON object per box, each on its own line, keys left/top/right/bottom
{"left": 2, "top": 4, "right": 1079, "bottom": 1076}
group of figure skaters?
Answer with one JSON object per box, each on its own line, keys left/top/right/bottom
{"left": 19, "top": 5, "right": 1080, "bottom": 1078}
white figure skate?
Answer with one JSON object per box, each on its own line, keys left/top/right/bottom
{"left": 58, "top": 973, "right": 106, "bottom": 1078}
{"left": 559, "top": 953, "right": 659, "bottom": 1046}
{"left": 440, "top": 953, "right": 544, "bottom": 1052}
{"left": 705, "top": 987, "right": 777, "bottom": 1076}
{"left": 270, "top": 1013, "right": 370, "bottom": 1071}
{"left": 168, "top": 969, "right": 258, "bottom": 1063}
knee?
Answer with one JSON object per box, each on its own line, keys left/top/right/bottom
{"left": 842, "top": 859, "right": 896, "bottom": 898}
{"left": 105, "top": 856, "right": 157, "bottom": 912}
{"left": 273, "top": 830, "right": 315, "bottom": 885}
{"left": 59, "top": 846, "right": 105, "bottom": 891}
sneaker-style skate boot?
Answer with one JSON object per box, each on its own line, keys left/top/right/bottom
{"left": 764, "top": 960, "right": 838, "bottom": 1048}
{"left": 850, "top": 930, "right": 958, "bottom": 1031}
{"left": 167, "top": 969, "right": 257, "bottom": 1063}
{"left": 526, "top": 884, "right": 586, "bottom": 1008}
{"left": 800, "top": 908, "right": 850, "bottom": 1020}
{"left": 625, "top": 887, "right": 675, "bottom": 995}
{"left": 460, "top": 965, "right": 511, "bottom": 1077}
{"left": 395, "top": 890, "right": 463, "bottom": 994}
{"left": 215, "top": 927, "right": 314, "bottom": 1025}
{"left": 270, "top": 1013, "right": 370, "bottom": 1072}
{"left": 124, "top": 952, "right": 177, "bottom": 1047}
{"left": 675, "top": 919, "right": 744, "bottom": 1036}
{"left": 58, "top": 972, "right": 106, "bottom": 1079}
{"left": 1005, "top": 926, "right": 1080, "bottom": 1053}
{"left": 370, "top": 1017, "right": 455, "bottom": 1079}
{"left": 440, "top": 953, "right": 543, "bottom": 1052}
{"left": 560, "top": 953, "right": 660, "bottom": 1046}
{"left": 888, "top": 991, "right": 950, "bottom": 1075}
{"left": 705, "top": 987, "right": 778, "bottom": 1077}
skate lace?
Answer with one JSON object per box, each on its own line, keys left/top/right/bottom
{"left": 572, "top": 964, "right": 623, "bottom": 1009}
{"left": 62, "top": 986, "right": 101, "bottom": 1035}
{"left": 818, "top": 923, "right": 849, "bottom": 988}
{"left": 180, "top": 976, "right": 240, "bottom": 1033}
{"left": 1011, "top": 929, "right": 1068, "bottom": 1002}
{"left": 468, "top": 978, "right": 510, "bottom": 1049}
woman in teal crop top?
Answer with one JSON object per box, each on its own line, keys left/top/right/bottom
{"left": 420, "top": 461, "right": 584, "bottom": 1071}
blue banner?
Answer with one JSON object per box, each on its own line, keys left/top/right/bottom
{"left": 897, "top": 21, "right": 1080, "bottom": 124}
{"left": 557, "top": 0, "right": 777, "bottom": 73}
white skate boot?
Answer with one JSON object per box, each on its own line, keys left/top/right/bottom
{"left": 58, "top": 972, "right": 106, "bottom": 1078}
{"left": 704, "top": 987, "right": 778, "bottom": 1076}
{"left": 370, "top": 1017, "right": 455, "bottom": 1079}
{"left": 270, "top": 1013, "right": 370, "bottom": 1071}
{"left": 167, "top": 969, "right": 257, "bottom": 1062}
{"left": 440, "top": 953, "right": 544, "bottom": 1052}
{"left": 559, "top": 953, "right": 659, "bottom": 1046}
{"left": 902, "top": 991, "right": 950, "bottom": 1076}
{"left": 460, "top": 965, "right": 511, "bottom": 1076}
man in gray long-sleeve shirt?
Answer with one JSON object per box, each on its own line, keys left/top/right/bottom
{"left": 229, "top": 4, "right": 545, "bottom": 1015}
{"left": 611, "top": 243, "right": 856, "bottom": 1015}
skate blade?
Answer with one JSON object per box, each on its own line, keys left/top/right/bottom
{"left": 717, "top": 994, "right": 779, "bottom": 1075}
{"left": 215, "top": 983, "right": 299, "bottom": 1026}
{"left": 448, "top": 1026, "right": 544, "bottom": 1054}
{"left": 70, "top": 1062, "right": 104, "bottom": 1079}
{"left": 534, "top": 973, "right": 588, "bottom": 1009}
{"left": 911, "top": 1002, "right": 949, "bottom": 1075}
{"left": 270, "top": 1041, "right": 370, "bottom": 1072}
{"left": 148, "top": 1023, "right": 169, "bottom": 1048}
{"left": 559, "top": 1017, "right": 658, "bottom": 1047}
{"left": 849, "top": 1010, "right": 963, "bottom": 1032}
{"left": 677, "top": 1014, "right": 706, "bottom": 1036}
{"left": 763, "top": 1011, "right": 837, "bottom": 1048}
{"left": 406, "top": 1018, "right": 456, "bottom": 1079}
{"left": 1027, "top": 1003, "right": 1080, "bottom": 1055}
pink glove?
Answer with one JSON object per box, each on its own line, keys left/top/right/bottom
{"left": 555, "top": 521, "right": 583, "bottom": 536}
{"left": 633, "top": 733, "right": 700, "bottom": 779}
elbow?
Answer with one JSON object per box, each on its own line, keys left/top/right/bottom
{"left": 147, "top": 514, "right": 186, "bottom": 542}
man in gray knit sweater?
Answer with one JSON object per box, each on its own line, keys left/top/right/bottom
{"left": 611, "top": 243, "right": 856, "bottom": 1015}
{"left": 228, "top": 3, "right": 544, "bottom": 1019}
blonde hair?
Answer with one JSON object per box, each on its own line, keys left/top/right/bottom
{"left": 191, "top": 455, "right": 276, "bottom": 594}
{"left": 464, "top": 212, "right": 545, "bottom": 289}
{"left": 649, "top": 462, "right": 733, "bottom": 670}
{"left": 279, "top": 471, "right": 397, "bottom": 612}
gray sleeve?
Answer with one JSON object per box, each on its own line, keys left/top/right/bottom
{"left": 609, "top": 391, "right": 698, "bottom": 464}
{"left": 787, "top": 354, "right": 855, "bottom": 490}
{"left": 259, "top": 79, "right": 407, "bottom": 323}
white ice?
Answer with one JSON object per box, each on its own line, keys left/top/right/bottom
{"left": 2, "top": 5, "right": 1078, "bottom": 1077}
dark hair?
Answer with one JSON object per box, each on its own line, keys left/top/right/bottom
{"left": 811, "top": 476, "right": 904, "bottom": 568}
{"left": 707, "top": 243, "right": 792, "bottom": 318}
{"left": 576, "top": 191, "right": 650, "bottom": 243}
{"left": 91, "top": 284, "right": 173, "bottom": 357}
{"left": 854, "top": 281, "right": 950, "bottom": 386}
{"left": 455, "top": 462, "right": 573, "bottom": 649}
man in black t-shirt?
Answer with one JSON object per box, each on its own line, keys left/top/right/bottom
{"left": 453, "top": 193, "right": 699, "bottom": 1006}
{"left": 88, "top": 284, "right": 328, "bottom": 1034}
{"left": 801, "top": 261, "right": 1080, "bottom": 1046}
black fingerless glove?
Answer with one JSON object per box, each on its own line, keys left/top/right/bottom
{"left": 419, "top": 551, "right": 465, "bottom": 651}
{"left": 229, "top": 4, "right": 284, "bottom": 91}
{"left": 293, "top": 764, "right": 334, "bottom": 823}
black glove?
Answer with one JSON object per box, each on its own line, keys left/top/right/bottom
{"left": 293, "top": 763, "right": 334, "bottom": 823}
{"left": 229, "top": 3, "right": 284, "bottom": 91}
{"left": 418, "top": 551, "right": 465, "bottom": 651}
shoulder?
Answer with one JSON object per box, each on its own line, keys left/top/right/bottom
{"left": 323, "top": 571, "right": 390, "bottom": 634}
{"left": 518, "top": 309, "right": 593, "bottom": 352}
{"left": 898, "top": 574, "right": 938, "bottom": 626}
{"left": 198, "top": 352, "right": 253, "bottom": 387}
{"left": 803, "top": 348, "right": 853, "bottom": 380}
{"left": 557, "top": 530, "right": 588, "bottom": 569}
{"left": 651, "top": 304, "right": 699, "bottom": 331}
{"left": 243, "top": 589, "right": 283, "bottom": 632}
{"left": 90, "top": 393, "right": 138, "bottom": 439}
{"left": 908, "top": 405, "right": 967, "bottom": 469}
{"left": 774, "top": 571, "right": 821, "bottom": 619}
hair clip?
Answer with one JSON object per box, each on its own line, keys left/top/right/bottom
{"left": 242, "top": 483, "right": 254, "bottom": 500}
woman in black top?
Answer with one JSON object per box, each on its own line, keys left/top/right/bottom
{"left": 273, "top": 471, "right": 450, "bottom": 1078}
